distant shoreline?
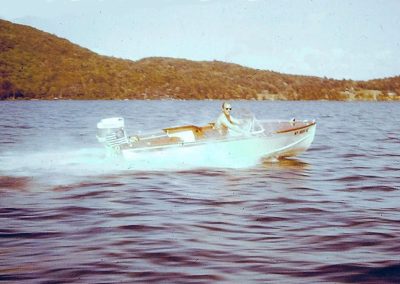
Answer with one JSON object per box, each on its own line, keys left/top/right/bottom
{"left": 2, "top": 98, "right": 399, "bottom": 102}
{"left": 1, "top": 19, "right": 399, "bottom": 102}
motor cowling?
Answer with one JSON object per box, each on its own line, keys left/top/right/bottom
{"left": 96, "top": 117, "right": 129, "bottom": 152}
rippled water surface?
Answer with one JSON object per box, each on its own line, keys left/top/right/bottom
{"left": 1, "top": 100, "right": 399, "bottom": 283}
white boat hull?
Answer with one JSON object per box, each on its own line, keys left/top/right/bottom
{"left": 119, "top": 120, "right": 316, "bottom": 168}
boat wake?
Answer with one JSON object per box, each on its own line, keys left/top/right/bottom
{"left": 0, "top": 145, "right": 262, "bottom": 185}
{"left": 0, "top": 148, "right": 124, "bottom": 180}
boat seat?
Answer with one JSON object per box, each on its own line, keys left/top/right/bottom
{"left": 198, "top": 123, "right": 220, "bottom": 139}
{"left": 162, "top": 123, "right": 220, "bottom": 140}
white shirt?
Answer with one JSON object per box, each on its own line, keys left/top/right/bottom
{"left": 215, "top": 113, "right": 243, "bottom": 135}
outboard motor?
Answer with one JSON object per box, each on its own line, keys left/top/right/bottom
{"left": 96, "top": 117, "right": 129, "bottom": 152}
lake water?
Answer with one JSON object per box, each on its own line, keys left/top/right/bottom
{"left": 0, "top": 100, "right": 399, "bottom": 283}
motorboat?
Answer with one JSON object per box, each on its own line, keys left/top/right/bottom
{"left": 96, "top": 115, "right": 316, "bottom": 168}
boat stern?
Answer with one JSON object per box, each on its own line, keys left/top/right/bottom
{"left": 96, "top": 117, "right": 130, "bottom": 153}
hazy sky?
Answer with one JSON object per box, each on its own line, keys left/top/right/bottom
{"left": 1, "top": 0, "right": 400, "bottom": 80}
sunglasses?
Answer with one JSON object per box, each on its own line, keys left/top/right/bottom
{"left": 225, "top": 107, "right": 232, "bottom": 110}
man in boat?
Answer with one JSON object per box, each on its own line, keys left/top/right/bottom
{"left": 214, "top": 102, "right": 246, "bottom": 136}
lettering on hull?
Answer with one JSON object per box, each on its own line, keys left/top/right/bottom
{"left": 294, "top": 128, "right": 309, "bottom": 135}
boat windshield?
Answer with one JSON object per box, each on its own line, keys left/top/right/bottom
{"left": 234, "top": 108, "right": 264, "bottom": 134}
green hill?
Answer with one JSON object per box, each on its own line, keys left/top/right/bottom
{"left": 1, "top": 19, "right": 399, "bottom": 100}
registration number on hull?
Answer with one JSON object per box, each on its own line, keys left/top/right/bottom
{"left": 294, "top": 128, "right": 309, "bottom": 135}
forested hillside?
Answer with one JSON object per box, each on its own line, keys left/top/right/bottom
{"left": 1, "top": 19, "right": 399, "bottom": 101}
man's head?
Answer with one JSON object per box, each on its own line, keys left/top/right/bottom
{"left": 222, "top": 102, "right": 232, "bottom": 115}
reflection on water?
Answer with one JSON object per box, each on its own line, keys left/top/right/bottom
{"left": 262, "top": 157, "right": 310, "bottom": 170}
{"left": 1, "top": 101, "right": 400, "bottom": 283}
{"left": 0, "top": 176, "right": 33, "bottom": 192}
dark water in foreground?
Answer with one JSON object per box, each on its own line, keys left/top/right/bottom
{"left": 0, "top": 100, "right": 399, "bottom": 283}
